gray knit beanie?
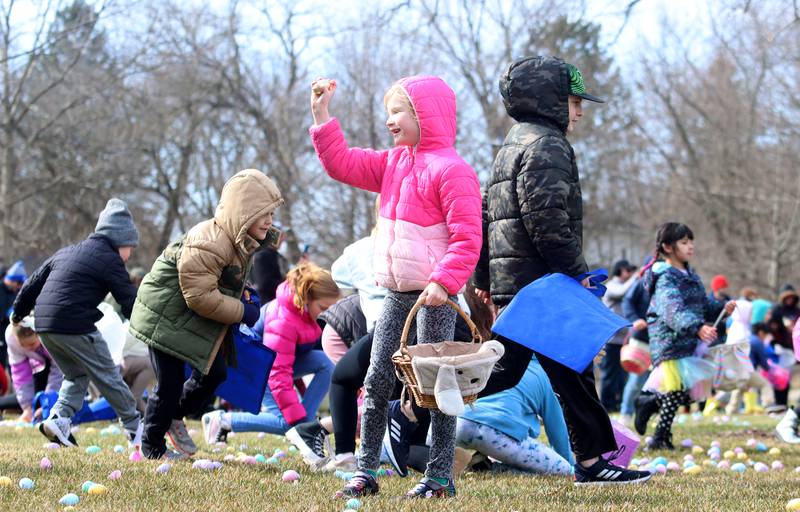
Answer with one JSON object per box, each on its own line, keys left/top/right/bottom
{"left": 95, "top": 198, "right": 139, "bottom": 247}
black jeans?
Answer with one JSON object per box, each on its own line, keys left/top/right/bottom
{"left": 534, "top": 350, "right": 617, "bottom": 462}
{"left": 142, "top": 347, "right": 227, "bottom": 458}
{"left": 598, "top": 343, "right": 627, "bottom": 412}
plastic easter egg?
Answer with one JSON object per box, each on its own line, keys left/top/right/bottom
{"left": 156, "top": 462, "right": 171, "bottom": 474}
{"left": 681, "top": 438, "right": 693, "bottom": 448}
{"left": 223, "top": 454, "right": 235, "bottom": 462}
{"left": 731, "top": 463, "right": 747, "bottom": 473}
{"left": 667, "top": 462, "right": 681, "bottom": 471}
{"left": 239, "top": 444, "right": 248, "bottom": 451}
{"left": 211, "top": 461, "right": 223, "bottom": 469}
{"left": 755, "top": 443, "right": 767, "bottom": 452}
{"left": 654, "top": 465, "right": 667, "bottom": 475}
{"left": 773, "top": 461, "right": 785, "bottom": 470}
{"left": 108, "top": 470, "right": 122, "bottom": 480}
{"left": 754, "top": 462, "right": 769, "bottom": 473}
{"left": 770, "top": 447, "right": 782, "bottom": 455}
{"left": 255, "top": 454, "right": 267, "bottom": 463}
{"left": 114, "top": 445, "right": 125, "bottom": 453}
{"left": 265, "top": 457, "right": 279, "bottom": 465}
{"left": 721, "top": 415, "right": 730, "bottom": 423}
{"left": 81, "top": 481, "right": 95, "bottom": 493}
{"left": 710, "top": 441, "right": 721, "bottom": 448}
{"left": 734, "top": 447, "right": 744, "bottom": 454}
{"left": 683, "top": 461, "right": 696, "bottom": 469}
{"left": 192, "top": 459, "right": 211, "bottom": 469}
{"left": 630, "top": 458, "right": 641, "bottom": 467}
{"left": 18, "top": 477, "right": 34, "bottom": 490}
{"left": 676, "top": 415, "right": 688, "bottom": 425}
{"left": 257, "top": 432, "right": 266, "bottom": 438}
{"left": 683, "top": 454, "right": 695, "bottom": 462}
{"left": 40, "top": 457, "right": 52, "bottom": 470}
{"left": 346, "top": 498, "right": 362, "bottom": 509}
{"left": 692, "top": 446, "right": 704, "bottom": 455}
{"left": 281, "top": 470, "right": 300, "bottom": 482}
{"left": 746, "top": 438, "right": 757, "bottom": 448}
{"left": 736, "top": 452, "right": 748, "bottom": 460}
{"left": 85, "top": 427, "right": 97, "bottom": 434}
{"left": 226, "top": 446, "right": 235, "bottom": 453}
{"left": 683, "top": 465, "right": 702, "bottom": 475}
{"left": 717, "top": 460, "right": 731, "bottom": 470}
{"left": 645, "top": 436, "right": 654, "bottom": 444}
{"left": 385, "top": 469, "right": 394, "bottom": 477}
{"left": 243, "top": 456, "right": 258, "bottom": 465}
{"left": 723, "top": 450, "right": 735, "bottom": 459}
{"left": 274, "top": 449, "right": 287, "bottom": 459}
{"left": 44, "top": 442, "right": 60, "bottom": 450}
{"left": 652, "top": 456, "right": 668, "bottom": 467}
{"left": 786, "top": 498, "right": 800, "bottom": 510}
{"left": 59, "top": 493, "right": 80, "bottom": 506}
{"left": 129, "top": 450, "right": 142, "bottom": 462}
{"left": 88, "top": 483, "right": 108, "bottom": 495}
{"left": 702, "top": 460, "right": 715, "bottom": 467}
{"left": 85, "top": 445, "right": 102, "bottom": 455}
{"left": 638, "top": 457, "right": 650, "bottom": 465}
{"left": 0, "top": 476, "right": 12, "bottom": 486}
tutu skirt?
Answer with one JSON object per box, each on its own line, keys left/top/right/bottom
{"left": 643, "top": 356, "right": 716, "bottom": 401}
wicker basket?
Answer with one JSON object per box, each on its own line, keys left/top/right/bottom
{"left": 391, "top": 297, "right": 484, "bottom": 410}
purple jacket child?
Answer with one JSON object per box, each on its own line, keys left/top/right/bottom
{"left": 6, "top": 322, "right": 63, "bottom": 415}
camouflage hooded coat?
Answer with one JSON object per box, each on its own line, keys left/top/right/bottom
{"left": 475, "top": 56, "right": 588, "bottom": 307}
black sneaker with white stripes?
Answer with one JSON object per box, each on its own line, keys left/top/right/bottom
{"left": 573, "top": 458, "right": 652, "bottom": 486}
{"left": 382, "top": 400, "right": 415, "bottom": 477}
{"left": 285, "top": 420, "right": 328, "bottom": 462}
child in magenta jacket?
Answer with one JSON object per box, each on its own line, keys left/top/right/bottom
{"left": 202, "top": 263, "right": 339, "bottom": 443}
{"left": 310, "top": 75, "right": 482, "bottom": 499}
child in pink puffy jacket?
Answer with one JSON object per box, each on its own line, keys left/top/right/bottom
{"left": 201, "top": 263, "right": 339, "bottom": 443}
{"left": 310, "top": 76, "right": 482, "bottom": 499}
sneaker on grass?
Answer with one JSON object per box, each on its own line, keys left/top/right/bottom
{"left": 382, "top": 399, "right": 416, "bottom": 477}
{"left": 39, "top": 415, "right": 78, "bottom": 447}
{"left": 574, "top": 458, "right": 653, "bottom": 486}
{"left": 286, "top": 419, "right": 328, "bottom": 462}
{"left": 404, "top": 477, "right": 456, "bottom": 498}
{"left": 334, "top": 471, "right": 379, "bottom": 498}
{"left": 167, "top": 419, "right": 197, "bottom": 455}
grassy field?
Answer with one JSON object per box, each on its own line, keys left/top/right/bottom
{"left": 0, "top": 413, "right": 798, "bottom": 511}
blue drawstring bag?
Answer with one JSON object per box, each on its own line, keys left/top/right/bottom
{"left": 493, "top": 269, "right": 630, "bottom": 373}
{"left": 185, "top": 325, "right": 276, "bottom": 414}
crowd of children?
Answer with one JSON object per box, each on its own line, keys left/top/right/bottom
{"left": 0, "top": 54, "right": 798, "bottom": 505}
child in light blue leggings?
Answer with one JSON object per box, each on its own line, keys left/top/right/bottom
{"left": 456, "top": 355, "right": 574, "bottom": 475}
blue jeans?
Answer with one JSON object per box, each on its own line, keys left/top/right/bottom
{"left": 620, "top": 370, "right": 650, "bottom": 415}
{"left": 229, "top": 349, "right": 333, "bottom": 434}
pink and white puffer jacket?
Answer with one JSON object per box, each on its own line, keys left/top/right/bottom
{"left": 310, "top": 76, "right": 482, "bottom": 295}
{"left": 262, "top": 282, "right": 324, "bottom": 425}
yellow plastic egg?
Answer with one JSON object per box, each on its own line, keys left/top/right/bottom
{"left": 88, "top": 484, "right": 108, "bottom": 496}
{"left": 724, "top": 450, "right": 735, "bottom": 459}
{"left": 702, "top": 460, "right": 715, "bottom": 467}
{"left": 683, "top": 465, "right": 702, "bottom": 475}
{"left": 0, "top": 476, "right": 11, "bottom": 486}
{"left": 786, "top": 498, "right": 800, "bottom": 511}
{"left": 692, "top": 446, "right": 704, "bottom": 454}
{"left": 770, "top": 447, "right": 782, "bottom": 456}
{"left": 85, "top": 427, "right": 97, "bottom": 434}
{"left": 737, "top": 452, "right": 748, "bottom": 460}
{"left": 226, "top": 446, "right": 235, "bottom": 453}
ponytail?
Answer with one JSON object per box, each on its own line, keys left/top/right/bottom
{"left": 286, "top": 263, "right": 340, "bottom": 311}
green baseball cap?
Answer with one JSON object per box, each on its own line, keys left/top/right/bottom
{"left": 566, "top": 63, "right": 605, "bottom": 103}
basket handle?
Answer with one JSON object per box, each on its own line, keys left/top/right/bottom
{"left": 399, "top": 296, "right": 483, "bottom": 357}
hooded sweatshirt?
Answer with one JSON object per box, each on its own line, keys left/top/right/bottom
{"left": 130, "top": 169, "right": 283, "bottom": 374}
{"left": 310, "top": 76, "right": 482, "bottom": 296}
{"left": 474, "top": 56, "right": 587, "bottom": 307}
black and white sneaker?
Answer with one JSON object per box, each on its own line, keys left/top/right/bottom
{"left": 382, "top": 399, "right": 415, "bottom": 477}
{"left": 38, "top": 415, "right": 78, "bottom": 447}
{"left": 574, "top": 458, "right": 653, "bottom": 486}
{"left": 634, "top": 392, "right": 659, "bottom": 436}
{"left": 286, "top": 420, "right": 328, "bottom": 462}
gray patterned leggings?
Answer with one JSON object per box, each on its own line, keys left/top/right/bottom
{"left": 357, "top": 290, "right": 457, "bottom": 480}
